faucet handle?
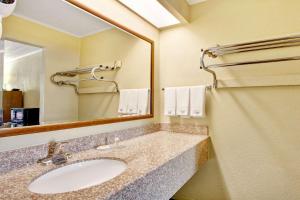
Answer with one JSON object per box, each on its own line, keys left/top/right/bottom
{"left": 47, "top": 141, "right": 57, "bottom": 157}
{"left": 48, "top": 141, "right": 68, "bottom": 155}
{"left": 55, "top": 141, "right": 69, "bottom": 154}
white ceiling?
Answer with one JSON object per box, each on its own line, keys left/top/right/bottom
{"left": 12, "top": 0, "right": 112, "bottom": 38}
{"left": 4, "top": 40, "right": 42, "bottom": 62}
{"left": 186, "top": 0, "right": 207, "bottom": 5}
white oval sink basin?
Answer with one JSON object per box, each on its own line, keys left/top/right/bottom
{"left": 28, "top": 159, "right": 127, "bottom": 194}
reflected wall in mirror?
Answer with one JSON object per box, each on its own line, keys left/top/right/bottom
{"left": 0, "top": 40, "right": 42, "bottom": 128}
{"left": 0, "top": 0, "right": 153, "bottom": 134}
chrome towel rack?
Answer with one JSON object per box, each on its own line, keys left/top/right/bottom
{"left": 200, "top": 34, "right": 300, "bottom": 88}
{"left": 51, "top": 61, "right": 121, "bottom": 94}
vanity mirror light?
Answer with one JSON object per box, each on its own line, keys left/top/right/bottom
{"left": 0, "top": 0, "right": 154, "bottom": 137}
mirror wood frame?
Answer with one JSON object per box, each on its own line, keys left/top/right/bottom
{"left": 0, "top": 0, "right": 154, "bottom": 138}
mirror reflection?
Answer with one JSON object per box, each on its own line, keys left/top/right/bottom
{"left": 0, "top": 0, "right": 151, "bottom": 128}
{"left": 1, "top": 40, "right": 42, "bottom": 128}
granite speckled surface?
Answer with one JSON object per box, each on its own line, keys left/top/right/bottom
{"left": 0, "top": 124, "right": 161, "bottom": 174}
{"left": 0, "top": 123, "right": 208, "bottom": 174}
{"left": 160, "top": 123, "right": 209, "bottom": 135}
{"left": 0, "top": 131, "right": 209, "bottom": 200}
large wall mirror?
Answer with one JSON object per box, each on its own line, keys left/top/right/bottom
{"left": 0, "top": 0, "right": 154, "bottom": 137}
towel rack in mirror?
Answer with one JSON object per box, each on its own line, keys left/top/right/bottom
{"left": 50, "top": 61, "right": 121, "bottom": 94}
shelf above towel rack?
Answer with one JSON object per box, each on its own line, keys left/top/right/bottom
{"left": 200, "top": 35, "right": 300, "bottom": 88}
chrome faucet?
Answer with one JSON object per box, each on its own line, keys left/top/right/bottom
{"left": 38, "top": 141, "right": 72, "bottom": 165}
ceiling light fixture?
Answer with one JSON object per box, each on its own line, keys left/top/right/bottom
{"left": 118, "top": 0, "right": 180, "bottom": 28}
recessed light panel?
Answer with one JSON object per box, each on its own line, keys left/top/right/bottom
{"left": 119, "top": 0, "right": 180, "bottom": 28}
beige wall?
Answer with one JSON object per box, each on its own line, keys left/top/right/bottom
{"left": 4, "top": 51, "right": 42, "bottom": 108}
{"left": 159, "top": 0, "right": 300, "bottom": 199}
{"left": 3, "top": 15, "right": 81, "bottom": 123}
{"left": 78, "top": 28, "right": 151, "bottom": 120}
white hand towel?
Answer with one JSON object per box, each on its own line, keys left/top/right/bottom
{"left": 164, "top": 87, "right": 176, "bottom": 116}
{"left": 118, "top": 89, "right": 129, "bottom": 114}
{"left": 176, "top": 87, "right": 190, "bottom": 116}
{"left": 190, "top": 85, "right": 206, "bottom": 117}
{"left": 127, "top": 89, "right": 138, "bottom": 114}
{"left": 137, "top": 88, "right": 149, "bottom": 115}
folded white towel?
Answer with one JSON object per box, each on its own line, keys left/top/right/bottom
{"left": 176, "top": 87, "right": 190, "bottom": 116}
{"left": 190, "top": 85, "right": 206, "bottom": 117}
{"left": 137, "top": 88, "right": 149, "bottom": 115}
{"left": 127, "top": 89, "right": 139, "bottom": 114}
{"left": 164, "top": 87, "right": 176, "bottom": 116}
{"left": 118, "top": 89, "right": 129, "bottom": 114}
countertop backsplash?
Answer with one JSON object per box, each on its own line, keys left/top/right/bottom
{"left": 0, "top": 123, "right": 208, "bottom": 174}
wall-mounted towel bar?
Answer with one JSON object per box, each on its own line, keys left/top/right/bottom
{"left": 200, "top": 35, "right": 300, "bottom": 88}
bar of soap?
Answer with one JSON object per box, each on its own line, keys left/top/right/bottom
{"left": 96, "top": 144, "right": 125, "bottom": 151}
{"left": 96, "top": 145, "right": 113, "bottom": 151}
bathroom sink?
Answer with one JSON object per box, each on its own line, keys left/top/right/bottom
{"left": 28, "top": 159, "right": 127, "bottom": 194}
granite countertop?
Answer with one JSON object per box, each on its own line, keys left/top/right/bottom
{"left": 0, "top": 131, "right": 209, "bottom": 200}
